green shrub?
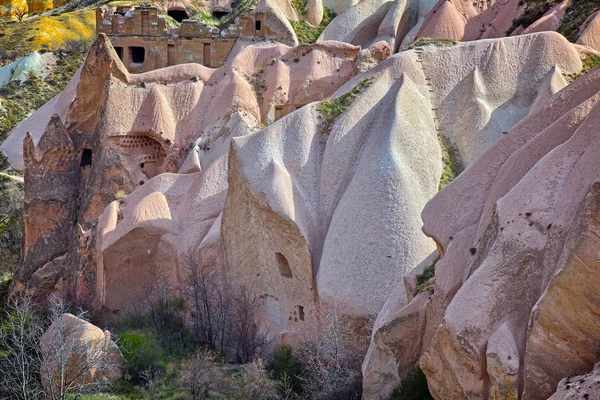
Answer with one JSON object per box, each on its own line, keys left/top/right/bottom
{"left": 415, "top": 256, "right": 439, "bottom": 294}
{"left": 438, "top": 135, "right": 463, "bottom": 190}
{"left": 317, "top": 77, "right": 373, "bottom": 133}
{"left": 389, "top": 368, "right": 434, "bottom": 400}
{"left": 566, "top": 52, "right": 600, "bottom": 82}
{"left": 266, "top": 344, "right": 304, "bottom": 393}
{"left": 557, "top": 0, "right": 600, "bottom": 42}
{"left": 117, "top": 329, "right": 168, "bottom": 383}
{"left": 289, "top": 7, "right": 336, "bottom": 44}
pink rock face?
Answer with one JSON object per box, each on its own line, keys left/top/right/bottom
{"left": 12, "top": 33, "right": 380, "bottom": 307}
{"left": 361, "top": 50, "right": 600, "bottom": 399}
{"left": 415, "top": 0, "right": 523, "bottom": 41}
{"left": 577, "top": 11, "right": 600, "bottom": 52}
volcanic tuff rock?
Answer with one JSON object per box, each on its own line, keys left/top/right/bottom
{"left": 548, "top": 362, "right": 600, "bottom": 400}
{"left": 40, "top": 313, "right": 123, "bottom": 393}
{"left": 362, "top": 41, "right": 600, "bottom": 400}
{"left": 12, "top": 33, "right": 383, "bottom": 306}
{"left": 18, "top": 29, "right": 578, "bottom": 342}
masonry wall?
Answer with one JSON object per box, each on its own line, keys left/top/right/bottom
{"left": 97, "top": 6, "right": 284, "bottom": 72}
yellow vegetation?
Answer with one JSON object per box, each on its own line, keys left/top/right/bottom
{"left": 0, "top": 8, "right": 95, "bottom": 55}
{"left": 31, "top": 9, "right": 96, "bottom": 50}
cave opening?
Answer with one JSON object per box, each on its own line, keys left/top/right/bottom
{"left": 168, "top": 9, "right": 189, "bottom": 22}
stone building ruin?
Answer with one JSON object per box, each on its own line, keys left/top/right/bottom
{"left": 96, "top": 3, "right": 286, "bottom": 72}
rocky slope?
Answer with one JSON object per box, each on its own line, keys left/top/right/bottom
{"left": 365, "top": 48, "right": 600, "bottom": 400}
{"left": 5, "top": 0, "right": 600, "bottom": 398}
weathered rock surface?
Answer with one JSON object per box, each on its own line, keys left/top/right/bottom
{"left": 362, "top": 37, "right": 600, "bottom": 400}
{"left": 548, "top": 363, "right": 600, "bottom": 400}
{"left": 222, "top": 31, "right": 581, "bottom": 339}
{"left": 577, "top": 11, "right": 600, "bottom": 52}
{"left": 40, "top": 313, "right": 123, "bottom": 394}
{"left": 11, "top": 33, "right": 376, "bottom": 307}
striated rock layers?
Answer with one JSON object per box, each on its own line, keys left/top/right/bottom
{"left": 363, "top": 36, "right": 600, "bottom": 400}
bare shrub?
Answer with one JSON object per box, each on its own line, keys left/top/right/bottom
{"left": 296, "top": 299, "right": 371, "bottom": 400}
{"left": 181, "top": 249, "right": 229, "bottom": 352}
{"left": 229, "top": 285, "right": 269, "bottom": 364}
{"left": 39, "top": 295, "right": 121, "bottom": 400}
{"left": 140, "top": 367, "right": 163, "bottom": 399}
{"left": 180, "top": 250, "right": 268, "bottom": 363}
{"left": 180, "top": 347, "right": 216, "bottom": 400}
{"left": 0, "top": 293, "right": 44, "bottom": 400}
{"left": 230, "top": 359, "right": 279, "bottom": 400}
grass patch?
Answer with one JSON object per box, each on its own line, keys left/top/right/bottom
{"left": 566, "top": 51, "right": 600, "bottom": 82}
{"left": 438, "top": 135, "right": 463, "bottom": 190}
{"left": 407, "top": 37, "right": 456, "bottom": 49}
{"left": 415, "top": 256, "right": 439, "bottom": 294}
{"left": 218, "top": 0, "right": 257, "bottom": 27}
{"left": 289, "top": 0, "right": 336, "bottom": 44}
{"left": 0, "top": 173, "right": 23, "bottom": 277}
{"left": 558, "top": 1, "right": 600, "bottom": 42}
{"left": 389, "top": 368, "right": 434, "bottom": 400}
{"left": 247, "top": 67, "right": 267, "bottom": 105}
{"left": 317, "top": 77, "right": 373, "bottom": 133}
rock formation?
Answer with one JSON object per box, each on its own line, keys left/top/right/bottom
{"left": 12, "top": 33, "right": 385, "bottom": 311}
{"left": 548, "top": 362, "right": 600, "bottom": 400}
{"left": 40, "top": 313, "right": 123, "bottom": 394}
{"left": 7, "top": 0, "right": 600, "bottom": 397}
{"left": 363, "top": 42, "right": 600, "bottom": 400}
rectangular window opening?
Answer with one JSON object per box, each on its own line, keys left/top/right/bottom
{"left": 114, "top": 47, "right": 124, "bottom": 61}
{"left": 130, "top": 46, "right": 145, "bottom": 64}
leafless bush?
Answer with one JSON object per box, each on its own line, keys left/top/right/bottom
{"left": 229, "top": 285, "right": 269, "bottom": 364}
{"left": 230, "top": 359, "right": 279, "bottom": 400}
{"left": 180, "top": 250, "right": 267, "bottom": 362}
{"left": 180, "top": 347, "right": 216, "bottom": 400}
{"left": 295, "top": 299, "right": 370, "bottom": 400}
{"left": 140, "top": 367, "right": 163, "bottom": 399}
{"left": 181, "top": 249, "right": 229, "bottom": 352}
{"left": 40, "top": 295, "right": 121, "bottom": 400}
{"left": 0, "top": 293, "right": 44, "bottom": 400}
{"left": 136, "top": 264, "right": 186, "bottom": 350}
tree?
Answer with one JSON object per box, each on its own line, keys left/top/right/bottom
{"left": 39, "top": 296, "right": 121, "bottom": 400}
{"left": 181, "top": 249, "right": 229, "bottom": 352}
{"left": 10, "top": 0, "right": 28, "bottom": 21}
{"left": 0, "top": 293, "right": 45, "bottom": 400}
{"left": 228, "top": 285, "right": 269, "bottom": 364}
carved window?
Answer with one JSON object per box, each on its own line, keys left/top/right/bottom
{"left": 130, "top": 47, "right": 145, "bottom": 64}
{"left": 276, "top": 252, "right": 292, "bottom": 278}
{"left": 167, "top": 9, "right": 188, "bottom": 22}
{"left": 80, "top": 149, "right": 92, "bottom": 168}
